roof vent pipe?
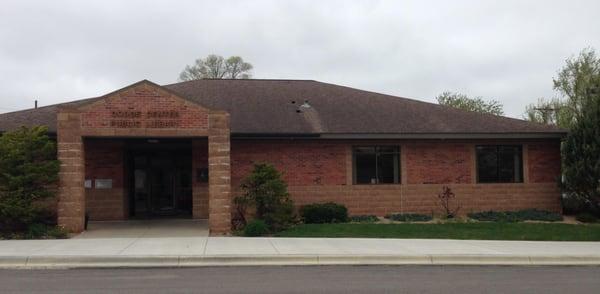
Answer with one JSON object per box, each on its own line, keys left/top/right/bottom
{"left": 296, "top": 100, "right": 311, "bottom": 113}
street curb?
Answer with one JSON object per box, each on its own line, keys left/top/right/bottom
{"left": 2, "top": 254, "right": 600, "bottom": 269}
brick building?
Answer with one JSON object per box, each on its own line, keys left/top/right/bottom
{"left": 0, "top": 79, "right": 565, "bottom": 234}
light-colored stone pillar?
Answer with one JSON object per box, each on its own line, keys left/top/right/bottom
{"left": 192, "top": 139, "right": 209, "bottom": 219}
{"left": 208, "top": 112, "right": 231, "bottom": 235}
{"left": 56, "top": 111, "right": 85, "bottom": 232}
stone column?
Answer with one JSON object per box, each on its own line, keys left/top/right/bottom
{"left": 192, "top": 139, "right": 209, "bottom": 219}
{"left": 208, "top": 112, "right": 232, "bottom": 234}
{"left": 56, "top": 111, "right": 86, "bottom": 232}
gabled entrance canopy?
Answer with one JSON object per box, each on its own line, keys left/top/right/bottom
{"left": 56, "top": 80, "right": 232, "bottom": 235}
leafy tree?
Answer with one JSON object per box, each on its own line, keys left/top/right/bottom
{"left": 554, "top": 48, "right": 600, "bottom": 121}
{"left": 238, "top": 163, "right": 295, "bottom": 232}
{"left": 224, "top": 56, "right": 253, "bottom": 79}
{"left": 0, "top": 126, "right": 60, "bottom": 234}
{"left": 523, "top": 98, "right": 570, "bottom": 127}
{"left": 561, "top": 85, "right": 600, "bottom": 213}
{"left": 525, "top": 47, "right": 600, "bottom": 129}
{"left": 436, "top": 91, "right": 504, "bottom": 115}
{"left": 179, "top": 54, "right": 253, "bottom": 81}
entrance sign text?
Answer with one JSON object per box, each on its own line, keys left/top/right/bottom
{"left": 109, "top": 111, "right": 181, "bottom": 128}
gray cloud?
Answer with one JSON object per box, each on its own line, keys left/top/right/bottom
{"left": 1, "top": 0, "right": 599, "bottom": 117}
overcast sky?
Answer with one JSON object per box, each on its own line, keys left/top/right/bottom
{"left": 1, "top": 0, "right": 599, "bottom": 118}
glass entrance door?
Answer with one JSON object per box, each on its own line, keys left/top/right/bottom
{"left": 149, "top": 155, "right": 176, "bottom": 215}
{"left": 130, "top": 145, "right": 192, "bottom": 218}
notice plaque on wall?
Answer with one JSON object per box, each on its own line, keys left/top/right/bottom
{"left": 95, "top": 179, "right": 113, "bottom": 189}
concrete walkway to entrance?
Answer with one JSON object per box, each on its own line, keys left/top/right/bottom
{"left": 1, "top": 227, "right": 600, "bottom": 268}
{"left": 75, "top": 219, "right": 209, "bottom": 239}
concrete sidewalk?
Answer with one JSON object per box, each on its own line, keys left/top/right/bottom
{"left": 1, "top": 236, "right": 600, "bottom": 268}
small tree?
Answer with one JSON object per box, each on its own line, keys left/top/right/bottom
{"left": 562, "top": 85, "right": 600, "bottom": 213}
{"left": 523, "top": 97, "right": 571, "bottom": 128}
{"left": 553, "top": 47, "right": 600, "bottom": 128}
{"left": 524, "top": 48, "right": 600, "bottom": 129}
{"left": 437, "top": 186, "right": 461, "bottom": 218}
{"left": 238, "top": 163, "right": 295, "bottom": 232}
{"left": 0, "top": 126, "right": 60, "bottom": 233}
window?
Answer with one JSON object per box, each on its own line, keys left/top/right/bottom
{"left": 353, "top": 146, "right": 400, "bottom": 184}
{"left": 476, "top": 145, "right": 523, "bottom": 183}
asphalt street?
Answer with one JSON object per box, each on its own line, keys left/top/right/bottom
{"left": 2, "top": 265, "right": 599, "bottom": 294}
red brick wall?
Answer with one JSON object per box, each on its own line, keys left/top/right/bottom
{"left": 84, "top": 140, "right": 126, "bottom": 220}
{"left": 79, "top": 137, "right": 562, "bottom": 221}
{"left": 405, "top": 143, "right": 472, "bottom": 184}
{"left": 528, "top": 142, "right": 561, "bottom": 183}
{"left": 80, "top": 83, "right": 209, "bottom": 130}
{"left": 84, "top": 140, "right": 125, "bottom": 187}
{"left": 288, "top": 183, "right": 561, "bottom": 216}
{"left": 231, "top": 141, "right": 347, "bottom": 187}
{"left": 231, "top": 139, "right": 562, "bottom": 216}
{"left": 399, "top": 183, "right": 560, "bottom": 216}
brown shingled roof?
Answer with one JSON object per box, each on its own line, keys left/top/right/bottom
{"left": 0, "top": 79, "right": 565, "bottom": 138}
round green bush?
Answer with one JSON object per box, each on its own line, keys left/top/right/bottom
{"left": 300, "top": 202, "right": 349, "bottom": 224}
{"left": 23, "top": 224, "right": 68, "bottom": 239}
{"left": 24, "top": 223, "right": 47, "bottom": 239}
{"left": 243, "top": 219, "right": 269, "bottom": 237}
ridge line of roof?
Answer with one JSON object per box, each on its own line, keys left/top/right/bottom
{"left": 163, "top": 78, "right": 317, "bottom": 88}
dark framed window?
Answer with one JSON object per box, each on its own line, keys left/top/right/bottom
{"left": 353, "top": 146, "right": 400, "bottom": 184}
{"left": 476, "top": 145, "right": 523, "bottom": 183}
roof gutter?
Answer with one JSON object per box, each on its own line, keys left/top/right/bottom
{"left": 319, "top": 133, "right": 566, "bottom": 140}
{"left": 7, "top": 131, "right": 562, "bottom": 140}
{"left": 231, "top": 133, "right": 321, "bottom": 140}
{"left": 232, "top": 132, "right": 566, "bottom": 140}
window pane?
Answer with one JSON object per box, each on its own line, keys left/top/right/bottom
{"left": 355, "top": 153, "right": 377, "bottom": 184}
{"left": 477, "top": 146, "right": 498, "bottom": 183}
{"left": 498, "top": 146, "right": 523, "bottom": 182}
{"left": 353, "top": 146, "right": 401, "bottom": 184}
{"left": 476, "top": 145, "right": 523, "bottom": 183}
{"left": 377, "top": 153, "right": 399, "bottom": 183}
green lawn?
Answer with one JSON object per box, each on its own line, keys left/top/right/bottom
{"left": 276, "top": 223, "right": 600, "bottom": 241}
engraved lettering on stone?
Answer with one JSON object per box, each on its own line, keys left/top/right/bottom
{"left": 108, "top": 110, "right": 181, "bottom": 128}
